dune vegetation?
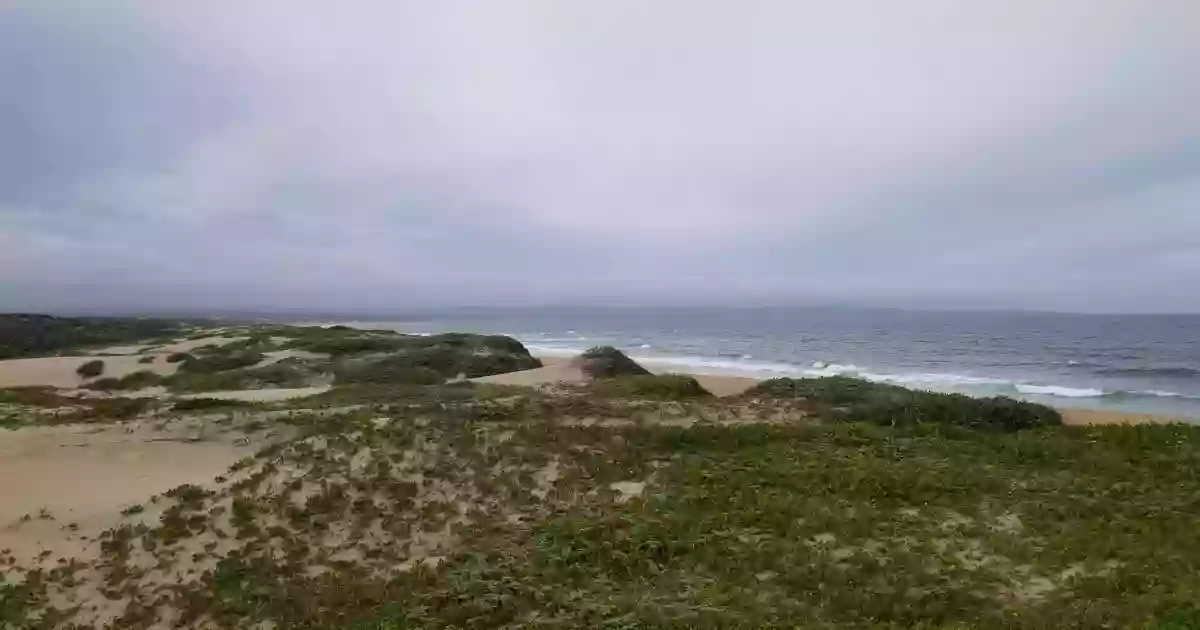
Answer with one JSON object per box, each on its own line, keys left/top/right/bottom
{"left": 1, "top": 322, "right": 1199, "bottom": 629}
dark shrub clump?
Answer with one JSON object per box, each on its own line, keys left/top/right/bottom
{"left": 167, "top": 360, "right": 316, "bottom": 393}
{"left": 83, "top": 377, "right": 122, "bottom": 391}
{"left": 575, "top": 346, "right": 652, "bottom": 378}
{"left": 332, "top": 334, "right": 541, "bottom": 385}
{"left": 83, "top": 371, "right": 164, "bottom": 391}
{"left": 166, "top": 352, "right": 192, "bottom": 364}
{"left": 138, "top": 356, "right": 155, "bottom": 365}
{"left": 76, "top": 360, "right": 105, "bottom": 378}
{"left": 744, "top": 376, "right": 1060, "bottom": 430}
{"left": 177, "top": 352, "right": 265, "bottom": 374}
{"left": 592, "top": 374, "right": 712, "bottom": 400}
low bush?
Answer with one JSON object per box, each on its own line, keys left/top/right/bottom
{"left": 83, "top": 377, "right": 122, "bottom": 391}
{"left": 576, "top": 346, "right": 651, "bottom": 378}
{"left": 76, "top": 360, "right": 105, "bottom": 378}
{"left": 745, "top": 376, "right": 1060, "bottom": 430}
{"left": 166, "top": 352, "right": 193, "bottom": 363}
{"left": 177, "top": 352, "right": 265, "bottom": 374}
{"left": 334, "top": 359, "right": 444, "bottom": 386}
{"left": 286, "top": 336, "right": 407, "bottom": 356}
{"left": 118, "top": 370, "right": 165, "bottom": 390}
{"left": 83, "top": 371, "right": 164, "bottom": 391}
{"left": 591, "top": 374, "right": 712, "bottom": 400}
{"left": 138, "top": 356, "right": 155, "bottom": 365}
{"left": 167, "top": 361, "right": 315, "bottom": 393}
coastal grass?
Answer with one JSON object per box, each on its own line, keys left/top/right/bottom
{"left": 3, "top": 321, "right": 1197, "bottom": 629}
{"left": 7, "top": 392, "right": 1199, "bottom": 628}
{"left": 590, "top": 374, "right": 713, "bottom": 400}
{"left": 746, "top": 376, "right": 1061, "bottom": 431}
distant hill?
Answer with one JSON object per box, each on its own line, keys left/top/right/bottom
{"left": 0, "top": 314, "right": 189, "bottom": 359}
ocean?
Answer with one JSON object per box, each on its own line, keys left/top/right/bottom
{"left": 328, "top": 307, "right": 1200, "bottom": 419}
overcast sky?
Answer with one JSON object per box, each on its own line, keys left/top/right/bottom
{"left": 2, "top": 1, "right": 1199, "bottom": 314}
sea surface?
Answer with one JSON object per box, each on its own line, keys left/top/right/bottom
{"left": 329, "top": 307, "right": 1200, "bottom": 419}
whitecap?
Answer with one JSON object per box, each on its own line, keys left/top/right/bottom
{"left": 1015, "top": 384, "right": 1106, "bottom": 398}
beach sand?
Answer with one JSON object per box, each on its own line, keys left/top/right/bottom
{"left": 479, "top": 357, "right": 1190, "bottom": 426}
{"left": 0, "top": 420, "right": 275, "bottom": 565}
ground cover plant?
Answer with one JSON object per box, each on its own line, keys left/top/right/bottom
{"left": 1, "top": 323, "right": 1197, "bottom": 629}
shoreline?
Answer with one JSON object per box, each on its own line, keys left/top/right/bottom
{"left": 485, "top": 357, "right": 1194, "bottom": 426}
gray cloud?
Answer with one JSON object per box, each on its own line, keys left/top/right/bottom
{"left": 2, "top": 0, "right": 1199, "bottom": 313}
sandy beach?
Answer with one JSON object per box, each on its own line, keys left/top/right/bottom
{"left": 480, "top": 357, "right": 1190, "bottom": 426}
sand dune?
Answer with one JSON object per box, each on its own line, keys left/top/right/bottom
{"left": 0, "top": 420, "right": 274, "bottom": 565}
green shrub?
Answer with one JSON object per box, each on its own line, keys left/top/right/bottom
{"left": 117, "top": 370, "right": 164, "bottom": 390}
{"left": 286, "top": 336, "right": 406, "bottom": 356}
{"left": 76, "top": 360, "right": 105, "bottom": 378}
{"left": 88, "top": 397, "right": 152, "bottom": 420}
{"left": 167, "top": 361, "right": 315, "bottom": 393}
{"left": 82, "top": 371, "right": 164, "bottom": 391}
{"left": 744, "top": 375, "right": 910, "bottom": 403}
{"left": 744, "top": 376, "right": 1060, "bottom": 431}
{"left": 334, "top": 358, "right": 445, "bottom": 386}
{"left": 83, "top": 377, "right": 122, "bottom": 391}
{"left": 592, "top": 374, "right": 712, "bottom": 400}
{"left": 0, "top": 314, "right": 187, "bottom": 359}
{"left": 577, "top": 346, "right": 651, "bottom": 378}
{"left": 166, "top": 352, "right": 193, "bottom": 363}
{"left": 177, "top": 352, "right": 265, "bottom": 374}
{"left": 138, "top": 356, "right": 155, "bottom": 364}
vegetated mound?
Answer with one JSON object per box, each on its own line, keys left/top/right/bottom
{"left": 83, "top": 370, "right": 165, "bottom": 391}
{"left": 167, "top": 359, "right": 323, "bottom": 393}
{"left": 0, "top": 314, "right": 189, "bottom": 359}
{"left": 574, "top": 346, "right": 652, "bottom": 378}
{"left": 175, "top": 351, "right": 265, "bottom": 374}
{"left": 743, "top": 375, "right": 1061, "bottom": 430}
{"left": 334, "top": 333, "right": 543, "bottom": 385}
{"left": 591, "top": 374, "right": 712, "bottom": 400}
{"left": 76, "top": 359, "right": 106, "bottom": 378}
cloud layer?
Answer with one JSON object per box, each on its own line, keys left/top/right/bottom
{"left": 3, "top": 1, "right": 1199, "bottom": 313}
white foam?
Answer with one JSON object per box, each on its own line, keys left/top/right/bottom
{"left": 523, "top": 343, "right": 590, "bottom": 358}
{"left": 631, "top": 354, "right": 799, "bottom": 375}
{"left": 640, "top": 344, "right": 652, "bottom": 349}
{"left": 520, "top": 343, "right": 1163, "bottom": 402}
{"left": 1132, "top": 389, "right": 1200, "bottom": 399}
{"left": 1016, "top": 384, "right": 1106, "bottom": 398}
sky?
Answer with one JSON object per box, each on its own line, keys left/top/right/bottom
{"left": 2, "top": 1, "right": 1199, "bottom": 314}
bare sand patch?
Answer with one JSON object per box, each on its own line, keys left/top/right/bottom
{"left": 251, "top": 349, "right": 331, "bottom": 369}
{"left": 154, "top": 335, "right": 249, "bottom": 354}
{"left": 0, "top": 421, "right": 263, "bottom": 564}
{"left": 0, "top": 355, "right": 181, "bottom": 389}
{"left": 473, "top": 357, "right": 588, "bottom": 387}
{"left": 1059, "top": 408, "right": 1183, "bottom": 425}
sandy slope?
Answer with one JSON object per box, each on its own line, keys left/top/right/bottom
{"left": 0, "top": 420, "right": 275, "bottom": 565}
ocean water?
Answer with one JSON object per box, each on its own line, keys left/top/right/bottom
{"left": 331, "top": 307, "right": 1200, "bottom": 419}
